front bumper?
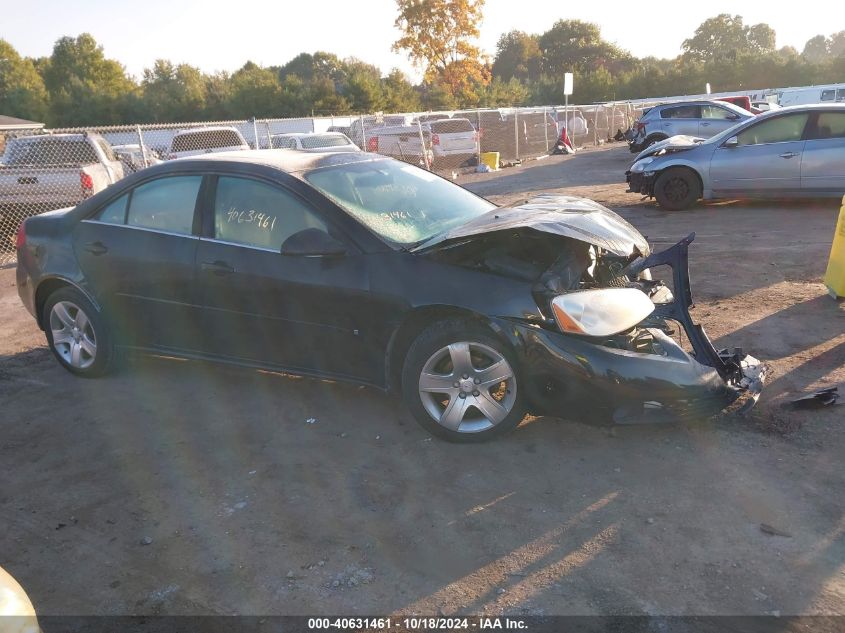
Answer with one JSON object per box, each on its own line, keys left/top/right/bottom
{"left": 626, "top": 170, "right": 656, "bottom": 196}
{"left": 509, "top": 234, "right": 768, "bottom": 421}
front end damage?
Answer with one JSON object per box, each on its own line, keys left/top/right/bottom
{"left": 420, "top": 196, "right": 767, "bottom": 422}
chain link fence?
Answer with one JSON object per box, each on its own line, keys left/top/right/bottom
{"left": 0, "top": 104, "right": 636, "bottom": 266}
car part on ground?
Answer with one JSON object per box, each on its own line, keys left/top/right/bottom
{"left": 626, "top": 104, "right": 845, "bottom": 211}
{"left": 17, "top": 151, "right": 766, "bottom": 441}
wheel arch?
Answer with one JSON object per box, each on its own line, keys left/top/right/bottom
{"left": 384, "top": 304, "right": 514, "bottom": 392}
{"left": 34, "top": 277, "right": 100, "bottom": 330}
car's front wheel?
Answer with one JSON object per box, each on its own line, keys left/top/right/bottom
{"left": 401, "top": 320, "right": 526, "bottom": 442}
{"left": 653, "top": 167, "right": 701, "bottom": 211}
{"left": 43, "top": 287, "right": 114, "bottom": 377}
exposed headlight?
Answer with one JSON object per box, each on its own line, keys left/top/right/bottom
{"left": 630, "top": 157, "right": 656, "bottom": 173}
{"left": 551, "top": 288, "right": 655, "bottom": 337}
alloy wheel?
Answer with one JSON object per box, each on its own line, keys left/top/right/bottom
{"left": 49, "top": 301, "right": 97, "bottom": 369}
{"left": 418, "top": 341, "right": 517, "bottom": 433}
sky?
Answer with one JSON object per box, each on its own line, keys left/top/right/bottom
{"left": 3, "top": 0, "right": 845, "bottom": 82}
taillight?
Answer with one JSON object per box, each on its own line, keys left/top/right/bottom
{"left": 432, "top": 133, "right": 440, "bottom": 146}
{"left": 636, "top": 122, "right": 646, "bottom": 132}
{"left": 80, "top": 172, "right": 94, "bottom": 197}
{"left": 15, "top": 221, "right": 26, "bottom": 250}
{"left": 367, "top": 137, "right": 378, "bottom": 152}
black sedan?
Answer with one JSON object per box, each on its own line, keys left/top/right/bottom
{"left": 16, "top": 150, "right": 765, "bottom": 441}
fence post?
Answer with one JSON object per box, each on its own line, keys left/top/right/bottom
{"left": 593, "top": 108, "right": 598, "bottom": 147}
{"left": 417, "top": 120, "right": 430, "bottom": 171}
{"left": 476, "top": 108, "right": 481, "bottom": 166}
{"left": 360, "top": 114, "right": 367, "bottom": 151}
{"left": 514, "top": 109, "right": 519, "bottom": 161}
{"left": 543, "top": 106, "right": 549, "bottom": 154}
{"left": 251, "top": 117, "right": 259, "bottom": 150}
{"left": 135, "top": 125, "right": 148, "bottom": 169}
{"left": 265, "top": 120, "right": 272, "bottom": 149}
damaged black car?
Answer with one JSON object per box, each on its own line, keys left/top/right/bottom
{"left": 16, "top": 151, "right": 766, "bottom": 442}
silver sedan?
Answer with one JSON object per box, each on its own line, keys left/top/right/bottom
{"left": 626, "top": 104, "right": 845, "bottom": 210}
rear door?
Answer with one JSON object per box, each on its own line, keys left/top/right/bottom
{"left": 699, "top": 104, "right": 743, "bottom": 137}
{"left": 801, "top": 110, "right": 845, "bottom": 194}
{"left": 73, "top": 174, "right": 204, "bottom": 349}
{"left": 710, "top": 112, "right": 810, "bottom": 195}
{"left": 658, "top": 105, "right": 702, "bottom": 137}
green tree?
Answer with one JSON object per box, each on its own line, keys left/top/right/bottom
{"left": 42, "top": 33, "right": 137, "bottom": 126}
{"left": 491, "top": 31, "right": 542, "bottom": 81}
{"left": 142, "top": 60, "right": 207, "bottom": 122}
{"left": 831, "top": 31, "right": 845, "bottom": 57}
{"left": 682, "top": 15, "right": 775, "bottom": 63}
{"left": 382, "top": 69, "right": 421, "bottom": 112}
{"left": 802, "top": 35, "right": 830, "bottom": 63}
{"left": 0, "top": 39, "right": 49, "bottom": 121}
{"left": 227, "top": 62, "right": 282, "bottom": 118}
{"left": 538, "top": 20, "right": 628, "bottom": 76}
{"left": 345, "top": 69, "right": 385, "bottom": 113}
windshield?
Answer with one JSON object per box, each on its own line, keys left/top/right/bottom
{"left": 304, "top": 160, "right": 495, "bottom": 246}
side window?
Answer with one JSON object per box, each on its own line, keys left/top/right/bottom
{"left": 813, "top": 112, "right": 845, "bottom": 140}
{"left": 702, "top": 105, "right": 736, "bottom": 120}
{"left": 126, "top": 176, "right": 202, "bottom": 235}
{"left": 821, "top": 90, "right": 836, "bottom": 102}
{"left": 661, "top": 105, "right": 700, "bottom": 119}
{"left": 736, "top": 113, "right": 810, "bottom": 146}
{"left": 837, "top": 89, "right": 845, "bottom": 103}
{"left": 95, "top": 195, "right": 128, "bottom": 225}
{"left": 213, "top": 176, "right": 328, "bottom": 250}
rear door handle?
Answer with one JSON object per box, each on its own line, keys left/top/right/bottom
{"left": 84, "top": 241, "right": 108, "bottom": 256}
{"left": 201, "top": 260, "right": 235, "bottom": 276}
{"left": 779, "top": 152, "right": 799, "bottom": 159}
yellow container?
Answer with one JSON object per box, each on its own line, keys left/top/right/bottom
{"left": 824, "top": 195, "right": 845, "bottom": 299}
{"left": 480, "top": 152, "right": 500, "bottom": 171}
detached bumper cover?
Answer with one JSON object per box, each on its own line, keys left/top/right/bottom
{"left": 512, "top": 233, "right": 768, "bottom": 420}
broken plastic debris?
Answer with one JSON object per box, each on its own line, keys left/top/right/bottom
{"left": 790, "top": 387, "right": 838, "bottom": 409}
{"left": 306, "top": 418, "right": 317, "bottom": 424}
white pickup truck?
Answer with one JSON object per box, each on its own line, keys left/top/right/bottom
{"left": 0, "top": 133, "right": 124, "bottom": 225}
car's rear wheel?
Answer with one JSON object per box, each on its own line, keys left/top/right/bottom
{"left": 43, "top": 287, "right": 114, "bottom": 377}
{"left": 401, "top": 320, "right": 526, "bottom": 442}
{"left": 654, "top": 167, "right": 701, "bottom": 211}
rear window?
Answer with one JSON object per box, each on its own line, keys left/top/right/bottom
{"left": 430, "top": 119, "right": 475, "bottom": 134}
{"left": 837, "top": 89, "right": 845, "bottom": 103}
{"left": 171, "top": 130, "right": 244, "bottom": 152}
{"left": 299, "top": 135, "right": 351, "bottom": 149}
{"left": 821, "top": 90, "right": 836, "bottom": 102}
{"left": 3, "top": 138, "right": 98, "bottom": 165}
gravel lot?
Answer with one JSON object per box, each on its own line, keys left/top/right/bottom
{"left": 1, "top": 144, "right": 843, "bottom": 617}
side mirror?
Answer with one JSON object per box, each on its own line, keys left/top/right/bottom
{"left": 281, "top": 228, "right": 347, "bottom": 257}
{"left": 723, "top": 136, "right": 739, "bottom": 148}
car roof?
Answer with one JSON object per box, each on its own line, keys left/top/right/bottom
{"left": 271, "top": 132, "right": 349, "bottom": 139}
{"left": 170, "top": 148, "right": 386, "bottom": 173}
{"left": 173, "top": 126, "right": 242, "bottom": 135}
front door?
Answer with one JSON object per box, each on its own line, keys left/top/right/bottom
{"left": 710, "top": 112, "right": 810, "bottom": 195}
{"left": 196, "top": 175, "right": 378, "bottom": 382}
{"left": 73, "top": 175, "right": 204, "bottom": 350}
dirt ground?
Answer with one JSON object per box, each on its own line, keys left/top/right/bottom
{"left": 1, "top": 144, "right": 843, "bottom": 617}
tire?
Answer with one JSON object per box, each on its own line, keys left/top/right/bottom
{"left": 401, "top": 319, "right": 526, "bottom": 442}
{"left": 43, "top": 287, "right": 115, "bottom": 377}
{"left": 653, "top": 167, "right": 701, "bottom": 211}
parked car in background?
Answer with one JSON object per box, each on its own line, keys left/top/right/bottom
{"left": 628, "top": 101, "right": 753, "bottom": 153}
{"left": 363, "top": 125, "right": 433, "bottom": 166}
{"left": 111, "top": 144, "right": 163, "bottom": 173}
{"left": 715, "top": 95, "right": 760, "bottom": 114}
{"left": 165, "top": 126, "right": 249, "bottom": 160}
{"left": 270, "top": 132, "right": 360, "bottom": 152}
{"left": 15, "top": 150, "right": 765, "bottom": 441}
{"left": 1, "top": 133, "right": 124, "bottom": 236}
{"left": 426, "top": 118, "right": 477, "bottom": 168}
{"left": 751, "top": 101, "right": 781, "bottom": 113}
{"left": 626, "top": 104, "right": 845, "bottom": 210}
{"left": 348, "top": 115, "right": 415, "bottom": 148}
{"left": 326, "top": 125, "right": 352, "bottom": 137}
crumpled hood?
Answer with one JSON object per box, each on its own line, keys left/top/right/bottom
{"left": 634, "top": 135, "right": 703, "bottom": 162}
{"left": 413, "top": 194, "right": 650, "bottom": 257}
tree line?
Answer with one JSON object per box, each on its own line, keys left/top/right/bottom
{"left": 1, "top": 9, "right": 844, "bottom": 128}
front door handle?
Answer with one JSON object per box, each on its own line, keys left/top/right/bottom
{"left": 779, "top": 152, "right": 799, "bottom": 159}
{"left": 201, "top": 260, "right": 235, "bottom": 276}
{"left": 84, "top": 241, "right": 108, "bottom": 256}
